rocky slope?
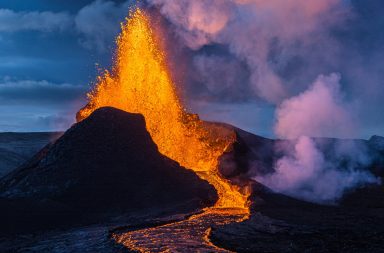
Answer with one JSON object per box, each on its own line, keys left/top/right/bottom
{"left": 210, "top": 182, "right": 384, "bottom": 253}
{"left": 0, "top": 107, "right": 217, "bottom": 236}
{"left": 211, "top": 126, "right": 384, "bottom": 253}
{"left": 1, "top": 114, "right": 383, "bottom": 252}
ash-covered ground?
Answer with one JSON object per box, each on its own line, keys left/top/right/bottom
{"left": 0, "top": 107, "right": 383, "bottom": 252}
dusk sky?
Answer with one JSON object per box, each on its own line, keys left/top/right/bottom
{"left": 0, "top": 0, "right": 383, "bottom": 139}
{"left": 0, "top": 0, "right": 131, "bottom": 132}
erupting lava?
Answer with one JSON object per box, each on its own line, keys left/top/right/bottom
{"left": 77, "top": 9, "right": 249, "bottom": 212}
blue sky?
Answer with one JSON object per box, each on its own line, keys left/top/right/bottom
{"left": 0, "top": 0, "right": 131, "bottom": 132}
{"left": 0, "top": 0, "right": 383, "bottom": 139}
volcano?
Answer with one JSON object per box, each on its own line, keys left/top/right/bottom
{"left": 1, "top": 5, "right": 384, "bottom": 253}
{"left": 0, "top": 110, "right": 383, "bottom": 252}
{"left": 0, "top": 107, "right": 217, "bottom": 235}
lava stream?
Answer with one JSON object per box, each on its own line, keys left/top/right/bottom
{"left": 77, "top": 8, "right": 250, "bottom": 252}
{"left": 113, "top": 208, "right": 247, "bottom": 252}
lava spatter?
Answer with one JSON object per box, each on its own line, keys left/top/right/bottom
{"left": 77, "top": 8, "right": 250, "bottom": 251}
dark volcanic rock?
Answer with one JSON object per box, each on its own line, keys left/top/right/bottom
{"left": 212, "top": 128, "right": 384, "bottom": 253}
{"left": 234, "top": 127, "right": 276, "bottom": 176}
{"left": 226, "top": 126, "right": 384, "bottom": 179}
{"left": 211, "top": 182, "right": 384, "bottom": 253}
{"left": 0, "top": 107, "right": 217, "bottom": 235}
{"left": 218, "top": 131, "right": 250, "bottom": 178}
{"left": 369, "top": 135, "right": 384, "bottom": 151}
{"left": 216, "top": 123, "right": 276, "bottom": 178}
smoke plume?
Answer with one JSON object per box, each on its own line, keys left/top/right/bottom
{"left": 143, "top": 1, "right": 383, "bottom": 203}
{"left": 145, "top": 0, "right": 346, "bottom": 103}
{"left": 275, "top": 73, "right": 356, "bottom": 139}
{"left": 143, "top": 0, "right": 384, "bottom": 138}
{"left": 256, "top": 73, "right": 380, "bottom": 203}
{"left": 255, "top": 136, "right": 380, "bottom": 203}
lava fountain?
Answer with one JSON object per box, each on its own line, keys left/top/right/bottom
{"left": 78, "top": 8, "right": 249, "bottom": 211}
{"left": 77, "top": 8, "right": 250, "bottom": 251}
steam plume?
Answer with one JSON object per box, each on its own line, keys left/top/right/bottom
{"left": 256, "top": 74, "right": 380, "bottom": 203}
{"left": 142, "top": 1, "right": 383, "bottom": 203}
{"left": 256, "top": 136, "right": 380, "bottom": 203}
{"left": 275, "top": 73, "right": 355, "bottom": 139}
{"left": 145, "top": 0, "right": 346, "bottom": 103}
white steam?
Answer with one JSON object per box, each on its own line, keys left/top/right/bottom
{"left": 275, "top": 73, "right": 356, "bottom": 139}
{"left": 256, "top": 136, "right": 380, "bottom": 203}
{"left": 256, "top": 74, "right": 381, "bottom": 203}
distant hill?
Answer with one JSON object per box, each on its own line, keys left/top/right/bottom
{"left": 0, "top": 132, "right": 62, "bottom": 178}
{"left": 221, "top": 125, "right": 384, "bottom": 179}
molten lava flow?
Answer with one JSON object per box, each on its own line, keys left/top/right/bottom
{"left": 77, "top": 9, "right": 249, "bottom": 212}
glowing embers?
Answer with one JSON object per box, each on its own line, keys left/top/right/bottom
{"left": 77, "top": 9, "right": 249, "bottom": 211}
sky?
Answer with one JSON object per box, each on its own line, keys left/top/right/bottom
{"left": 0, "top": 0, "right": 383, "bottom": 139}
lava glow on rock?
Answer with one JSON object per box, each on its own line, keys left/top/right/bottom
{"left": 76, "top": 13, "right": 251, "bottom": 248}
{"left": 78, "top": 8, "right": 249, "bottom": 212}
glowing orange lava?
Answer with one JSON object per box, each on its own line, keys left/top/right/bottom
{"left": 77, "top": 9, "right": 249, "bottom": 212}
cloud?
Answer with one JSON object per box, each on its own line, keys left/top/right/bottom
{"left": 36, "top": 114, "right": 75, "bottom": 131}
{"left": 146, "top": 0, "right": 347, "bottom": 103}
{"left": 147, "top": 0, "right": 233, "bottom": 49}
{"left": 0, "top": 108, "right": 78, "bottom": 132}
{"left": 0, "top": 77, "right": 87, "bottom": 132}
{"left": 0, "top": 1, "right": 134, "bottom": 52}
{"left": 75, "top": 0, "right": 132, "bottom": 51}
{"left": 1, "top": 0, "right": 383, "bottom": 137}
{"left": 0, "top": 77, "right": 87, "bottom": 105}
{"left": 0, "top": 8, "right": 73, "bottom": 32}
{"left": 274, "top": 73, "right": 356, "bottom": 139}
{"left": 191, "top": 54, "right": 250, "bottom": 101}
{"left": 143, "top": 0, "right": 384, "bottom": 138}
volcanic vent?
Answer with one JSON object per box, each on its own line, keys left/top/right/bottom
{"left": 0, "top": 107, "right": 218, "bottom": 235}
{"left": 77, "top": 9, "right": 250, "bottom": 212}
